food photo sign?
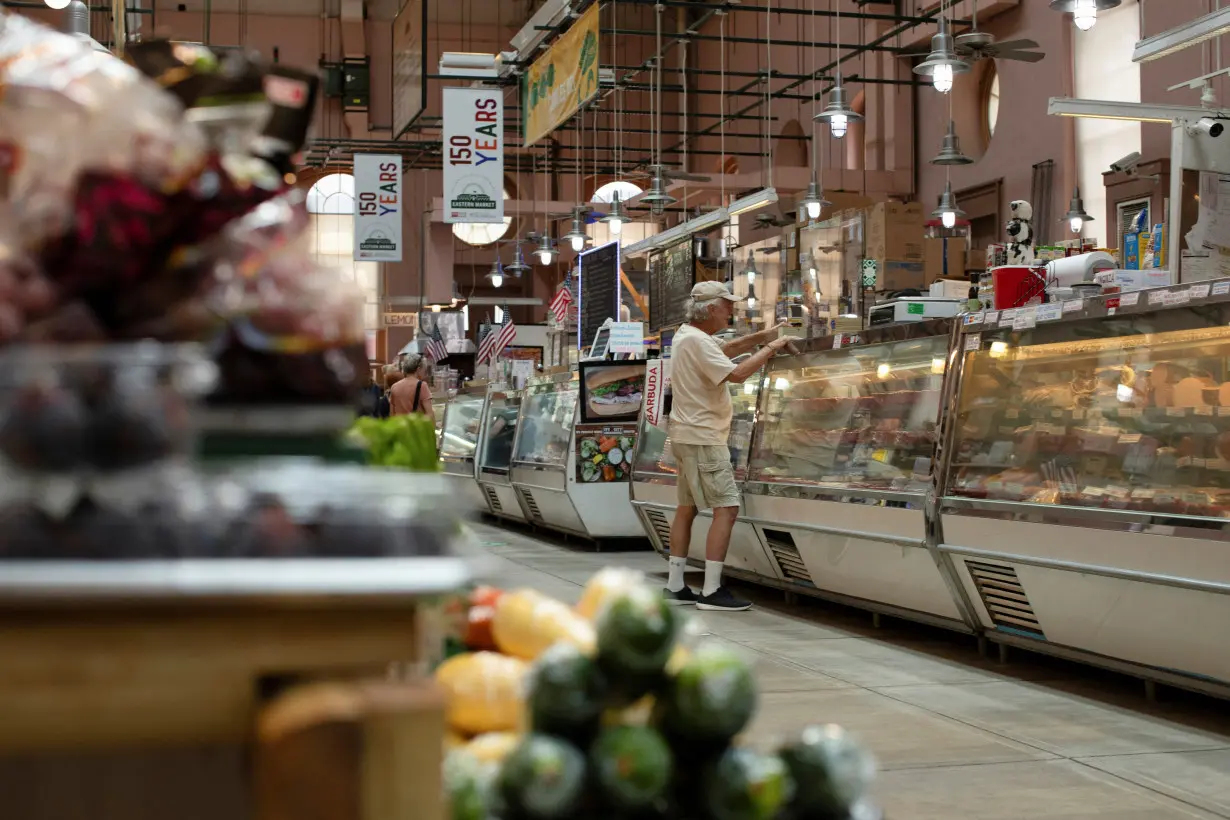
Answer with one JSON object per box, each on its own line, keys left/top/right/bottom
{"left": 575, "top": 423, "right": 637, "bottom": 484}
{"left": 578, "top": 361, "right": 646, "bottom": 424}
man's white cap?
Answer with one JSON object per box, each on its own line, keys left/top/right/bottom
{"left": 690, "top": 280, "right": 741, "bottom": 302}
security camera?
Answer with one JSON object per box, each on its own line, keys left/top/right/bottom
{"left": 1191, "top": 117, "right": 1225, "bottom": 138}
{"left": 1109, "top": 152, "right": 1142, "bottom": 173}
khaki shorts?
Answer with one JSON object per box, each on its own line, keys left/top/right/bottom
{"left": 674, "top": 443, "right": 740, "bottom": 510}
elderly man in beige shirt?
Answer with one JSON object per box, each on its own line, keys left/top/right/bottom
{"left": 664, "top": 281, "right": 791, "bottom": 612}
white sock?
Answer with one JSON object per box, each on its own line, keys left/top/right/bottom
{"left": 703, "top": 560, "right": 724, "bottom": 597}
{"left": 667, "top": 556, "right": 687, "bottom": 592}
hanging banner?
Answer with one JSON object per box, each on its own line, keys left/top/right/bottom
{"left": 392, "top": 0, "right": 427, "bottom": 138}
{"left": 443, "top": 87, "right": 504, "bottom": 224}
{"left": 521, "top": 2, "right": 599, "bottom": 147}
{"left": 353, "top": 154, "right": 403, "bottom": 262}
{"left": 644, "top": 357, "right": 668, "bottom": 428}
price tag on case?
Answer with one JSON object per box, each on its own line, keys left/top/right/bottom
{"left": 1213, "top": 281, "right": 1230, "bottom": 296}
{"left": 999, "top": 309, "right": 1018, "bottom": 327}
{"left": 1190, "top": 284, "right": 1211, "bottom": 300}
{"left": 1120, "top": 291, "right": 1140, "bottom": 307}
{"left": 964, "top": 333, "right": 982, "bottom": 352}
{"left": 1063, "top": 300, "right": 1083, "bottom": 314}
{"left": 1036, "top": 303, "right": 1063, "bottom": 322}
{"left": 984, "top": 311, "right": 1000, "bottom": 325}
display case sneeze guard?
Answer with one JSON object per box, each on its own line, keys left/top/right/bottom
{"left": 742, "top": 319, "right": 972, "bottom": 630}
{"left": 476, "top": 385, "right": 527, "bottom": 522}
{"left": 940, "top": 282, "right": 1230, "bottom": 693}
{"left": 631, "top": 377, "right": 780, "bottom": 580}
{"left": 437, "top": 386, "right": 488, "bottom": 516}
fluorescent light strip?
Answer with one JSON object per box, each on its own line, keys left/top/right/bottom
{"left": 1134, "top": 7, "right": 1230, "bottom": 64}
{"left": 621, "top": 207, "right": 730, "bottom": 257}
{"left": 727, "top": 187, "right": 779, "bottom": 217}
{"left": 1047, "top": 97, "right": 1213, "bottom": 124}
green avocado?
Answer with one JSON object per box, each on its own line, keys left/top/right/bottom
{"left": 778, "top": 724, "right": 875, "bottom": 818}
{"left": 498, "top": 734, "right": 587, "bottom": 820}
{"left": 589, "top": 725, "right": 673, "bottom": 813}
{"left": 659, "top": 642, "right": 756, "bottom": 745}
{"left": 702, "top": 747, "right": 795, "bottom": 820}
{"left": 595, "top": 586, "right": 679, "bottom": 699}
{"left": 528, "top": 643, "right": 608, "bottom": 742}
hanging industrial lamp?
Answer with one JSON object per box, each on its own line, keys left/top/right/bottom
{"left": 798, "top": 177, "right": 832, "bottom": 220}
{"left": 1061, "top": 187, "right": 1095, "bottom": 233}
{"left": 743, "top": 252, "right": 759, "bottom": 285}
{"left": 561, "top": 206, "right": 590, "bottom": 253}
{"left": 535, "top": 233, "right": 557, "bottom": 265}
{"left": 931, "top": 121, "right": 974, "bottom": 166}
{"left": 1050, "top": 0, "right": 1121, "bottom": 31}
{"left": 505, "top": 241, "right": 530, "bottom": 277}
{"left": 814, "top": 85, "right": 863, "bottom": 139}
{"left": 639, "top": 175, "right": 677, "bottom": 215}
{"left": 932, "top": 181, "right": 966, "bottom": 229}
{"left": 487, "top": 259, "right": 505, "bottom": 289}
{"left": 913, "top": 10, "right": 971, "bottom": 93}
{"left": 599, "top": 192, "right": 630, "bottom": 236}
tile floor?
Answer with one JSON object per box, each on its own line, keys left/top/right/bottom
{"left": 470, "top": 521, "right": 1230, "bottom": 820}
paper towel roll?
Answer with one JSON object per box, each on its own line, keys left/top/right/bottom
{"left": 1046, "top": 252, "right": 1117, "bottom": 289}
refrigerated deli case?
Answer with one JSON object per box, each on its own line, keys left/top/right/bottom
{"left": 630, "top": 380, "right": 781, "bottom": 580}
{"left": 741, "top": 322, "right": 970, "bottom": 631}
{"left": 509, "top": 374, "right": 645, "bottom": 540}
{"left": 939, "top": 288, "right": 1230, "bottom": 693}
{"left": 437, "top": 387, "right": 488, "bottom": 515}
{"left": 476, "top": 386, "right": 527, "bottom": 522}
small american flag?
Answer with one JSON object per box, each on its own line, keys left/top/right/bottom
{"left": 476, "top": 320, "right": 496, "bottom": 365}
{"left": 425, "top": 322, "right": 448, "bottom": 362}
{"left": 549, "top": 272, "right": 574, "bottom": 324}
{"left": 491, "top": 304, "right": 517, "bottom": 363}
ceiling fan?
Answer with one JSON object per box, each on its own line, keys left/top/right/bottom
{"left": 754, "top": 212, "right": 793, "bottom": 229}
{"left": 625, "top": 162, "right": 713, "bottom": 185}
{"left": 906, "top": 0, "right": 1046, "bottom": 64}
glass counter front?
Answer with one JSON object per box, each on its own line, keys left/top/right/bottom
{"left": 747, "top": 335, "right": 948, "bottom": 494}
{"left": 634, "top": 379, "right": 762, "bottom": 483}
{"left": 439, "top": 392, "right": 485, "bottom": 460}
{"left": 948, "top": 306, "right": 1230, "bottom": 520}
{"left": 512, "top": 381, "right": 579, "bottom": 469}
{"left": 480, "top": 392, "right": 522, "bottom": 473}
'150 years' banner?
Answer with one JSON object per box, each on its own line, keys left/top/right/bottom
{"left": 443, "top": 87, "right": 504, "bottom": 224}
{"left": 353, "top": 154, "right": 403, "bottom": 262}
{"left": 521, "top": 2, "right": 599, "bottom": 147}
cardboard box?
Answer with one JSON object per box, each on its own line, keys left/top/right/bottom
{"left": 931, "top": 277, "right": 973, "bottom": 300}
{"left": 924, "top": 236, "right": 968, "bottom": 281}
{"left": 871, "top": 258, "right": 927, "bottom": 292}
{"left": 966, "top": 250, "right": 985, "bottom": 272}
{"left": 866, "top": 202, "right": 924, "bottom": 262}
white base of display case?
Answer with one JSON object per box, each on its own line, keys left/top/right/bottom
{"left": 440, "top": 468, "right": 489, "bottom": 518}
{"left": 478, "top": 479, "right": 528, "bottom": 523}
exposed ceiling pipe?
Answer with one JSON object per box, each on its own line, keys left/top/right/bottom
{"left": 615, "top": 0, "right": 972, "bottom": 26}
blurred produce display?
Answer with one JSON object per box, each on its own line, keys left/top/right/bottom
{"left": 0, "top": 16, "right": 364, "bottom": 406}
{"left": 348, "top": 415, "right": 442, "bottom": 472}
{"left": 439, "top": 568, "right": 881, "bottom": 820}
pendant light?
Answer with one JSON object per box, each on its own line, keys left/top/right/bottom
{"left": 813, "top": 0, "right": 861, "bottom": 139}
{"left": 1061, "top": 187, "right": 1095, "bottom": 233}
{"left": 505, "top": 240, "right": 530, "bottom": 277}
{"left": 535, "top": 232, "right": 557, "bottom": 265}
{"left": 561, "top": 205, "right": 590, "bottom": 253}
{"left": 932, "top": 181, "right": 966, "bottom": 229}
{"left": 487, "top": 258, "right": 505, "bottom": 289}
{"left": 1050, "top": 0, "right": 1121, "bottom": 31}
{"left": 743, "top": 251, "right": 758, "bottom": 285}
{"left": 640, "top": 172, "right": 677, "bottom": 215}
{"left": 913, "top": 2, "right": 970, "bottom": 94}
{"left": 931, "top": 121, "right": 974, "bottom": 166}
{"left": 599, "top": 192, "right": 629, "bottom": 236}
{"left": 799, "top": 178, "right": 832, "bottom": 220}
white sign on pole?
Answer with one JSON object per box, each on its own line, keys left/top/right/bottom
{"left": 443, "top": 87, "right": 504, "bottom": 224}
{"left": 644, "top": 358, "right": 668, "bottom": 428}
{"left": 353, "top": 154, "right": 403, "bottom": 262}
{"left": 608, "top": 321, "right": 644, "bottom": 353}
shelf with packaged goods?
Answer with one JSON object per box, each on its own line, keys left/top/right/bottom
{"left": 946, "top": 294, "right": 1230, "bottom": 527}
{"left": 632, "top": 380, "right": 761, "bottom": 486}
{"left": 745, "top": 326, "right": 950, "bottom": 500}
{"left": 509, "top": 378, "right": 579, "bottom": 471}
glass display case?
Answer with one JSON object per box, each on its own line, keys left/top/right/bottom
{"left": 439, "top": 392, "right": 485, "bottom": 461}
{"left": 511, "top": 380, "right": 579, "bottom": 469}
{"left": 633, "top": 379, "right": 762, "bottom": 483}
{"left": 948, "top": 300, "right": 1230, "bottom": 520}
{"left": 480, "top": 392, "right": 522, "bottom": 474}
{"left": 747, "top": 332, "right": 948, "bottom": 494}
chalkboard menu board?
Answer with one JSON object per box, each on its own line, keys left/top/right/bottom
{"left": 649, "top": 237, "right": 694, "bottom": 332}
{"left": 579, "top": 241, "right": 621, "bottom": 351}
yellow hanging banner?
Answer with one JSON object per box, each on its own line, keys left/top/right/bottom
{"left": 522, "top": 3, "right": 600, "bottom": 147}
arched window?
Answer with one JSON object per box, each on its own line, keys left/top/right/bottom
{"left": 306, "top": 173, "right": 356, "bottom": 214}
{"left": 453, "top": 189, "right": 513, "bottom": 246}
{"left": 305, "top": 172, "right": 379, "bottom": 331}
{"left": 591, "top": 180, "right": 644, "bottom": 203}
{"left": 985, "top": 65, "right": 1001, "bottom": 140}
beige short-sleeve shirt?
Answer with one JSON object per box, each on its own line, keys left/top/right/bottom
{"left": 668, "top": 323, "right": 735, "bottom": 446}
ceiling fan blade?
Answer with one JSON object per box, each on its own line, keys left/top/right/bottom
{"left": 995, "top": 49, "right": 1046, "bottom": 63}
{"left": 663, "top": 171, "right": 713, "bottom": 183}
{"left": 993, "top": 39, "right": 1040, "bottom": 51}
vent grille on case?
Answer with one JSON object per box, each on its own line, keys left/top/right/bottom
{"left": 761, "top": 528, "right": 815, "bottom": 586}
{"left": 483, "top": 485, "right": 502, "bottom": 513}
{"left": 644, "top": 509, "right": 671, "bottom": 553}
{"left": 965, "top": 561, "right": 1045, "bottom": 638}
{"left": 521, "top": 489, "right": 543, "bottom": 522}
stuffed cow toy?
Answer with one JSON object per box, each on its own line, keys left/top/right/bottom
{"left": 1005, "top": 199, "right": 1036, "bottom": 265}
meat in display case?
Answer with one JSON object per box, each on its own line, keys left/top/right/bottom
{"left": 741, "top": 322, "right": 970, "bottom": 630}
{"left": 630, "top": 380, "right": 780, "bottom": 580}
{"left": 939, "top": 287, "right": 1230, "bottom": 693}
{"left": 476, "top": 386, "right": 526, "bottom": 522}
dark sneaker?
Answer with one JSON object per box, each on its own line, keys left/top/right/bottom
{"left": 663, "top": 585, "right": 698, "bottom": 605}
{"left": 697, "top": 587, "right": 752, "bottom": 612}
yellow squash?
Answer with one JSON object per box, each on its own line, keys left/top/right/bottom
{"left": 434, "top": 651, "right": 528, "bottom": 735}
{"left": 492, "top": 589, "right": 596, "bottom": 660}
